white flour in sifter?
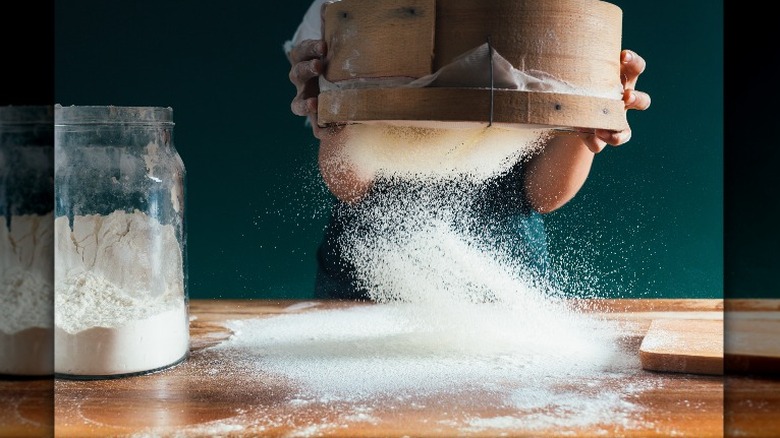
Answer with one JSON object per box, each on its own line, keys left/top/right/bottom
{"left": 330, "top": 123, "right": 551, "bottom": 183}
{"left": 54, "top": 209, "right": 188, "bottom": 376}
{"left": 0, "top": 213, "right": 54, "bottom": 375}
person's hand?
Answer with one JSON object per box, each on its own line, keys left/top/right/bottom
{"left": 288, "top": 39, "right": 330, "bottom": 139}
{"left": 583, "top": 49, "right": 652, "bottom": 153}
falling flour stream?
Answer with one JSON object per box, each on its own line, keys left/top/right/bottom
{"left": 152, "top": 124, "right": 662, "bottom": 436}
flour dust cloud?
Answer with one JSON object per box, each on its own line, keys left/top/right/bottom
{"left": 208, "top": 124, "right": 648, "bottom": 433}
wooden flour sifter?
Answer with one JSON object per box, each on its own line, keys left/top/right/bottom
{"left": 317, "top": 0, "right": 628, "bottom": 132}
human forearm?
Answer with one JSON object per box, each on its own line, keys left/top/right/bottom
{"left": 317, "top": 126, "right": 374, "bottom": 204}
{"left": 522, "top": 49, "right": 652, "bottom": 214}
{"left": 522, "top": 132, "right": 595, "bottom": 214}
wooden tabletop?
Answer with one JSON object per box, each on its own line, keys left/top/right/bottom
{"left": 2, "top": 299, "right": 779, "bottom": 437}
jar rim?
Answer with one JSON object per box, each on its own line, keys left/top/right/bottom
{"left": 0, "top": 105, "right": 54, "bottom": 125}
{"left": 54, "top": 104, "right": 174, "bottom": 126}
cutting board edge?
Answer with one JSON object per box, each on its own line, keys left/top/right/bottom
{"left": 639, "top": 349, "right": 724, "bottom": 376}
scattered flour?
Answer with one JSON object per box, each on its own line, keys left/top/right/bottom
{"left": 209, "top": 300, "right": 650, "bottom": 434}
{"left": 206, "top": 125, "right": 648, "bottom": 433}
{"left": 0, "top": 213, "right": 54, "bottom": 375}
{"left": 130, "top": 422, "right": 246, "bottom": 438}
{"left": 54, "top": 209, "right": 188, "bottom": 377}
{"left": 211, "top": 132, "right": 646, "bottom": 430}
{"left": 217, "top": 300, "right": 633, "bottom": 396}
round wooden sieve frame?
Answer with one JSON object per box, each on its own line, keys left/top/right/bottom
{"left": 317, "top": 0, "right": 628, "bottom": 132}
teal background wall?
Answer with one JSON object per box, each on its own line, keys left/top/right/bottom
{"left": 54, "top": 0, "right": 725, "bottom": 300}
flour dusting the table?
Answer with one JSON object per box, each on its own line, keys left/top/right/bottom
{"left": 210, "top": 299, "right": 651, "bottom": 433}
{"left": 209, "top": 125, "right": 655, "bottom": 433}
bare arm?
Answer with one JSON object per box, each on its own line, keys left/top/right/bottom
{"left": 523, "top": 49, "right": 651, "bottom": 213}
{"left": 316, "top": 126, "right": 374, "bottom": 204}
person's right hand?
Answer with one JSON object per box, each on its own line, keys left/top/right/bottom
{"left": 288, "top": 39, "right": 327, "bottom": 139}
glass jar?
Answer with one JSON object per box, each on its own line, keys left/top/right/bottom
{"left": 0, "top": 105, "right": 54, "bottom": 376}
{"left": 54, "top": 104, "right": 188, "bottom": 379}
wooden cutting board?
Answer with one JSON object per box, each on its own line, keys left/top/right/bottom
{"left": 724, "top": 317, "right": 780, "bottom": 374}
{"left": 639, "top": 318, "right": 724, "bottom": 375}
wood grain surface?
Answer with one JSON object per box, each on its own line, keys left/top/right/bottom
{"left": 322, "top": 0, "right": 436, "bottom": 82}
{"left": 1, "top": 299, "right": 779, "bottom": 437}
{"left": 318, "top": 88, "right": 629, "bottom": 131}
{"left": 639, "top": 319, "right": 724, "bottom": 375}
{"left": 318, "top": 0, "right": 628, "bottom": 131}
{"left": 725, "top": 314, "right": 780, "bottom": 375}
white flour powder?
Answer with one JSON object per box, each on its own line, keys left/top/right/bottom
{"left": 0, "top": 213, "right": 54, "bottom": 375}
{"left": 333, "top": 123, "right": 550, "bottom": 183}
{"left": 203, "top": 126, "right": 650, "bottom": 433}
{"left": 211, "top": 301, "right": 647, "bottom": 434}
{"left": 54, "top": 209, "right": 188, "bottom": 376}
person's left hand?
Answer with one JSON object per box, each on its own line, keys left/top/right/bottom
{"left": 583, "top": 49, "right": 652, "bottom": 153}
{"left": 288, "top": 39, "right": 329, "bottom": 139}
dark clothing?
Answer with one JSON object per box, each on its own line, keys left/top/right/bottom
{"left": 314, "top": 160, "right": 549, "bottom": 300}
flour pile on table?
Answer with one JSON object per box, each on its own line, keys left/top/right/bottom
{"left": 212, "top": 298, "right": 646, "bottom": 433}
{"left": 211, "top": 125, "right": 646, "bottom": 432}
